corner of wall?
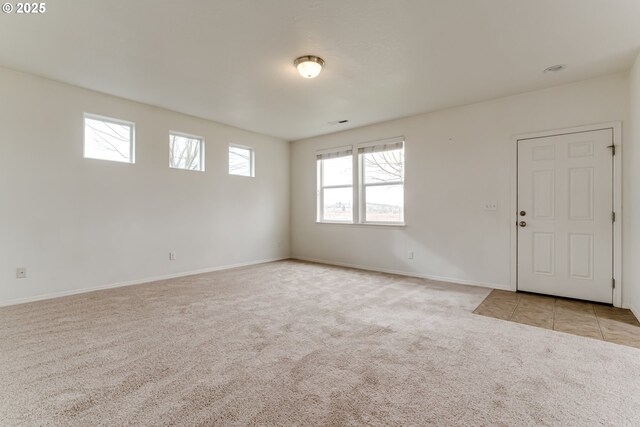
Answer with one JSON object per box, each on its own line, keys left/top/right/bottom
{"left": 625, "top": 51, "right": 640, "bottom": 312}
{"left": 287, "top": 139, "right": 294, "bottom": 258}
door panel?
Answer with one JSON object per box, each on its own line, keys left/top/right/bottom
{"left": 532, "top": 232, "right": 554, "bottom": 275}
{"left": 532, "top": 170, "right": 555, "bottom": 219}
{"left": 568, "top": 167, "right": 593, "bottom": 220}
{"left": 568, "top": 233, "right": 593, "bottom": 279}
{"left": 517, "top": 129, "right": 613, "bottom": 303}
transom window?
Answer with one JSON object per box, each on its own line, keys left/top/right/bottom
{"left": 83, "top": 113, "right": 135, "bottom": 163}
{"left": 229, "top": 145, "right": 254, "bottom": 177}
{"left": 169, "top": 132, "right": 204, "bottom": 171}
{"left": 317, "top": 138, "right": 405, "bottom": 225}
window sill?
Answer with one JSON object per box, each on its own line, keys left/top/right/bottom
{"left": 315, "top": 221, "right": 406, "bottom": 229}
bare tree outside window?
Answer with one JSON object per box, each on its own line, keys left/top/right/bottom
{"left": 362, "top": 147, "right": 404, "bottom": 223}
{"left": 363, "top": 149, "right": 404, "bottom": 183}
{"left": 169, "top": 134, "right": 204, "bottom": 171}
{"left": 229, "top": 145, "right": 253, "bottom": 176}
{"left": 84, "top": 116, "right": 134, "bottom": 163}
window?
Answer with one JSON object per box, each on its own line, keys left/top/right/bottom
{"left": 316, "top": 138, "right": 405, "bottom": 225}
{"left": 169, "top": 132, "right": 204, "bottom": 171}
{"left": 317, "top": 147, "right": 353, "bottom": 222}
{"left": 83, "top": 114, "right": 135, "bottom": 163}
{"left": 229, "top": 145, "right": 254, "bottom": 177}
{"left": 359, "top": 140, "right": 404, "bottom": 223}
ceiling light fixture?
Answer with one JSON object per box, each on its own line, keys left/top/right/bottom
{"left": 543, "top": 64, "right": 566, "bottom": 73}
{"left": 294, "top": 55, "right": 325, "bottom": 79}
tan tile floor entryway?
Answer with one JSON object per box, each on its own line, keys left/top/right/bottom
{"left": 474, "top": 290, "right": 640, "bottom": 348}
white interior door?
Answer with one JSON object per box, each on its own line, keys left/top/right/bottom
{"left": 517, "top": 129, "right": 613, "bottom": 303}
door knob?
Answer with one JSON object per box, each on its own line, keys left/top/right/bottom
{"left": 519, "top": 221, "right": 526, "bottom": 227}
{"left": 520, "top": 211, "right": 526, "bottom": 216}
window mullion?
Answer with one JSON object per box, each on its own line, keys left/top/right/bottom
{"left": 351, "top": 153, "right": 357, "bottom": 223}
{"left": 358, "top": 152, "right": 364, "bottom": 223}
{"left": 319, "top": 160, "right": 324, "bottom": 222}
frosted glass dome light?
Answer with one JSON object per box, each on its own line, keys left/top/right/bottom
{"left": 294, "top": 56, "right": 325, "bottom": 79}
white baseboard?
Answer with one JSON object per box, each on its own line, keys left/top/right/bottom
{"left": 293, "top": 256, "right": 509, "bottom": 291}
{"left": 0, "top": 257, "right": 289, "bottom": 308}
{"left": 631, "top": 304, "right": 640, "bottom": 322}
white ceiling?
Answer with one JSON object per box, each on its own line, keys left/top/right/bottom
{"left": 1, "top": 0, "right": 639, "bottom": 140}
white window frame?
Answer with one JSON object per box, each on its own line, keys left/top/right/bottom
{"left": 316, "top": 137, "right": 405, "bottom": 226}
{"left": 83, "top": 113, "right": 135, "bottom": 164}
{"left": 228, "top": 144, "right": 255, "bottom": 177}
{"left": 316, "top": 146, "right": 354, "bottom": 223}
{"left": 358, "top": 137, "right": 405, "bottom": 225}
{"left": 169, "top": 131, "right": 205, "bottom": 172}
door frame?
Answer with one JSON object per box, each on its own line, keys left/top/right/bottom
{"left": 509, "top": 122, "right": 623, "bottom": 307}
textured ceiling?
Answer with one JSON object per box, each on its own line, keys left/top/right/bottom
{"left": 1, "top": 0, "right": 639, "bottom": 140}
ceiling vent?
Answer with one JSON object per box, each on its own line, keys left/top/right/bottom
{"left": 543, "top": 64, "right": 566, "bottom": 73}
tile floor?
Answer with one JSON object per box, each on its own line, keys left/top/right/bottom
{"left": 474, "top": 290, "right": 640, "bottom": 348}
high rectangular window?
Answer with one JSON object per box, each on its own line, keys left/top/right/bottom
{"left": 83, "top": 114, "right": 135, "bottom": 163}
{"left": 169, "top": 132, "right": 204, "bottom": 171}
{"left": 229, "top": 145, "right": 254, "bottom": 177}
{"left": 316, "top": 138, "right": 405, "bottom": 225}
{"left": 317, "top": 147, "right": 353, "bottom": 222}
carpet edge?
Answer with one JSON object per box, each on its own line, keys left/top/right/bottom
{"left": 0, "top": 257, "right": 290, "bottom": 307}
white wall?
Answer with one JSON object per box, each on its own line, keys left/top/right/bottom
{"left": 0, "top": 67, "right": 290, "bottom": 306}
{"left": 626, "top": 54, "right": 640, "bottom": 316}
{"left": 291, "top": 74, "right": 630, "bottom": 302}
{"left": 1, "top": 66, "right": 633, "bottom": 308}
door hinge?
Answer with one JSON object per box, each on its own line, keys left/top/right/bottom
{"left": 612, "top": 211, "right": 616, "bottom": 222}
{"left": 607, "top": 144, "right": 616, "bottom": 156}
{"left": 612, "top": 278, "right": 616, "bottom": 289}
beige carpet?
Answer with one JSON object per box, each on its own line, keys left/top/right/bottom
{"left": 1, "top": 260, "right": 639, "bottom": 426}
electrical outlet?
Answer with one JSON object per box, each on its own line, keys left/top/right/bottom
{"left": 407, "top": 251, "right": 414, "bottom": 260}
{"left": 16, "top": 267, "right": 26, "bottom": 279}
{"left": 169, "top": 251, "right": 177, "bottom": 261}
{"left": 483, "top": 201, "right": 498, "bottom": 211}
